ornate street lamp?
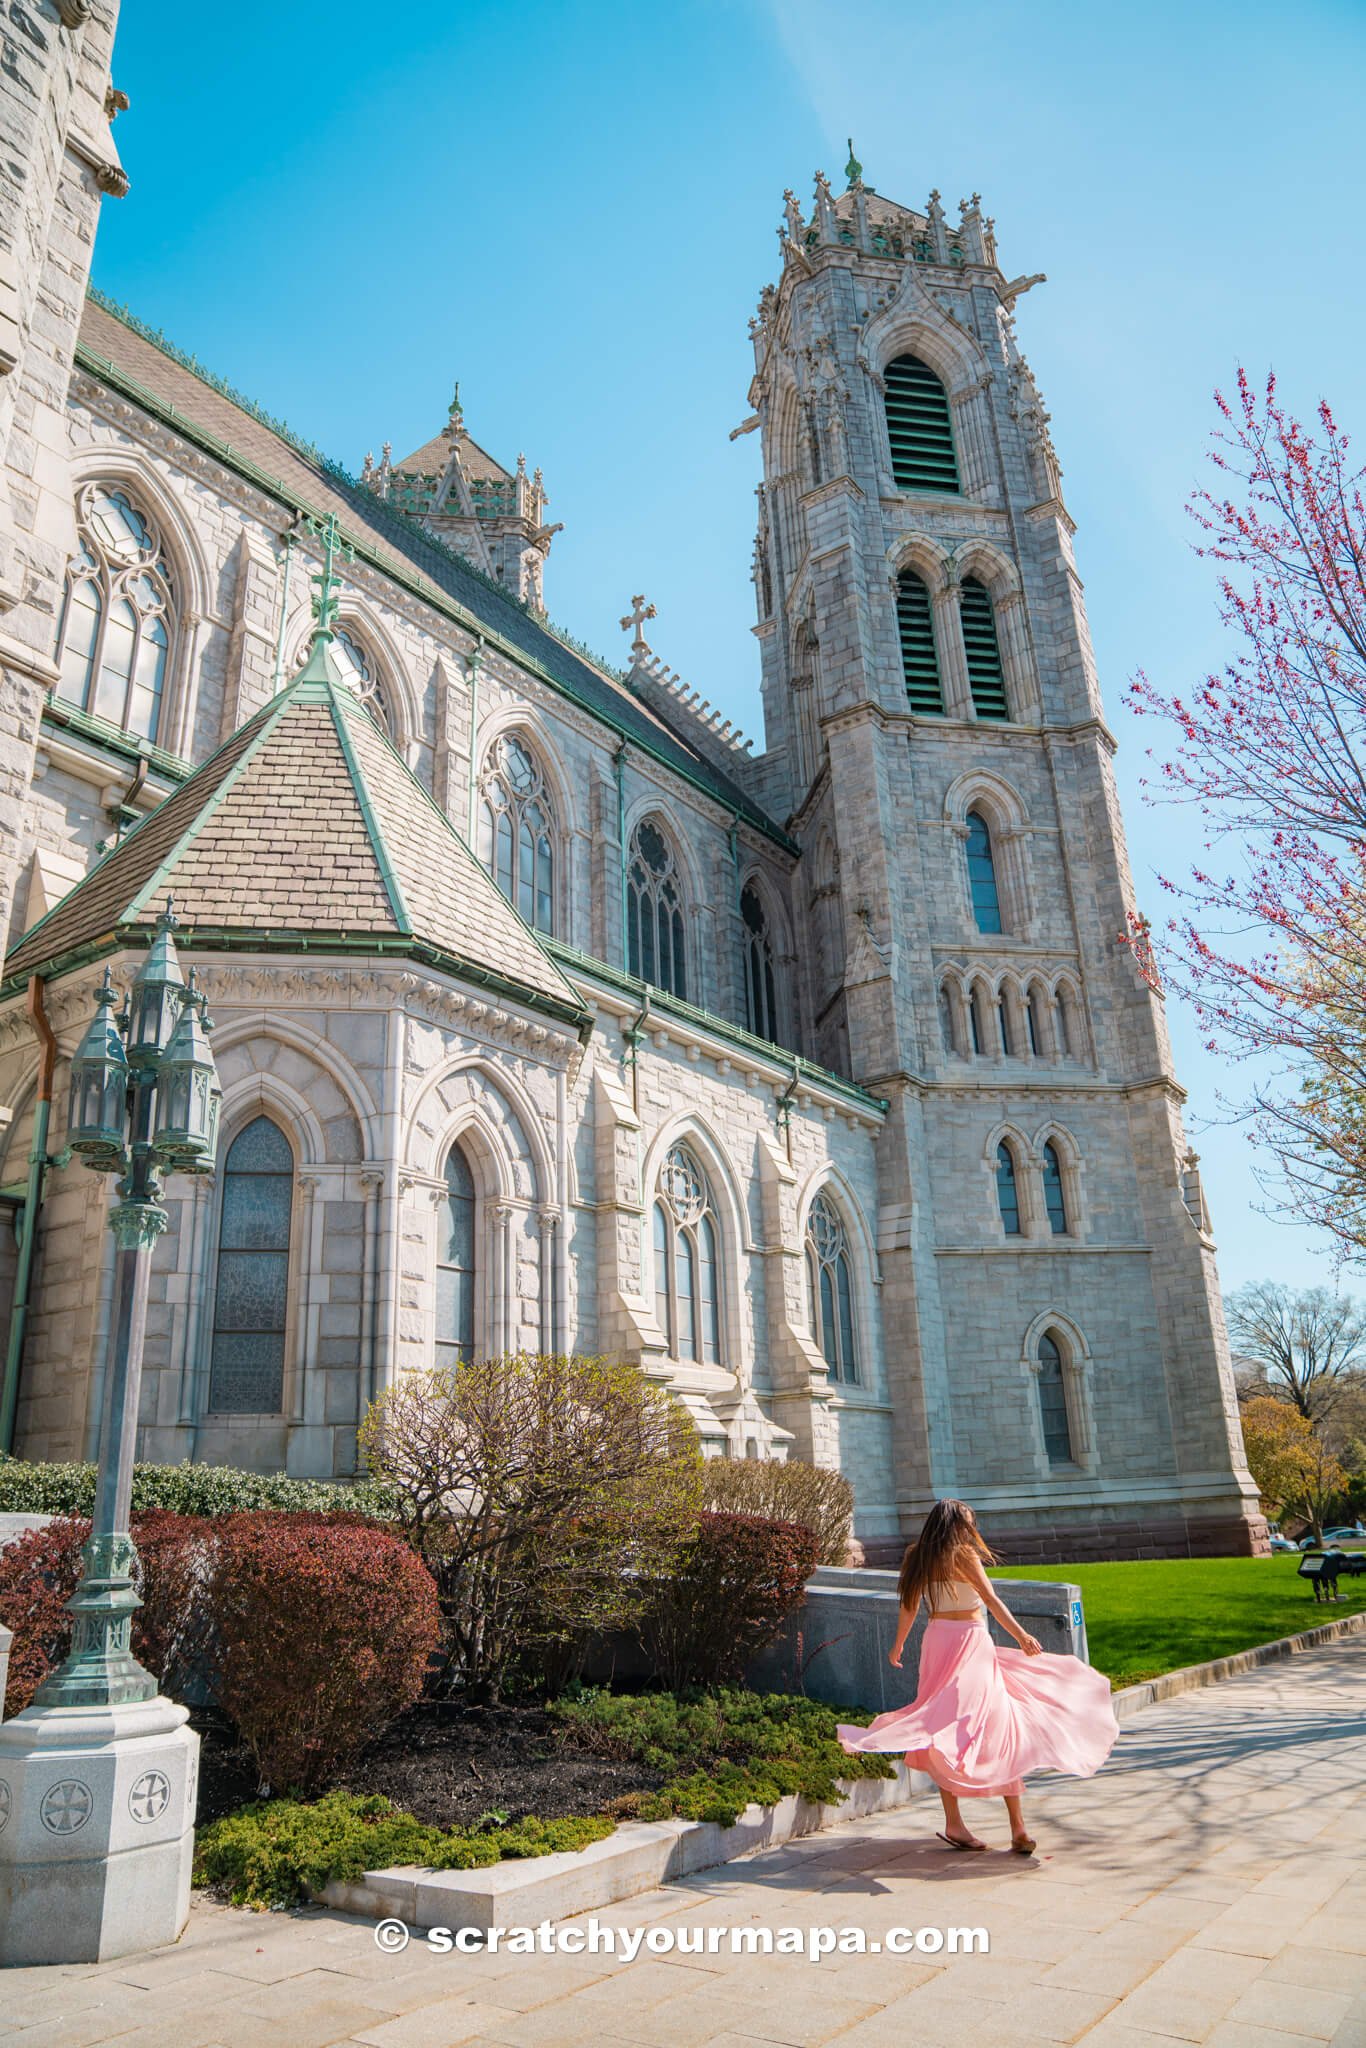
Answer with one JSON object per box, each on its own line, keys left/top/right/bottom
{"left": 37, "top": 905, "right": 221, "bottom": 1709}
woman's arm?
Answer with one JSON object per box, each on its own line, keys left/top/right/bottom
{"left": 959, "top": 1549, "right": 1042, "bottom": 1655}
{"left": 888, "top": 1593, "right": 920, "bottom": 1667}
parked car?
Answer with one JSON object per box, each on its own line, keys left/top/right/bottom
{"left": 1268, "top": 1534, "right": 1299, "bottom": 1553}
{"left": 1322, "top": 1525, "right": 1366, "bottom": 1542}
{"left": 1298, "top": 1533, "right": 1345, "bottom": 1549}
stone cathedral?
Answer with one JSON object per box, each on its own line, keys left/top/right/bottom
{"left": 0, "top": 13, "right": 1265, "bottom": 1560}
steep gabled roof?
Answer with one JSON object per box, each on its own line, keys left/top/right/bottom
{"left": 3, "top": 637, "right": 589, "bottom": 1029}
{"left": 74, "top": 295, "right": 794, "bottom": 852}
{"left": 394, "top": 430, "right": 511, "bottom": 483}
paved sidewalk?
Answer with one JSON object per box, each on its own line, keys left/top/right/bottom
{"left": 3, "top": 1639, "right": 1364, "bottom": 2048}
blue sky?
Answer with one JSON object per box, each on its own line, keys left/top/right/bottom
{"left": 97, "top": 1, "right": 1366, "bottom": 1292}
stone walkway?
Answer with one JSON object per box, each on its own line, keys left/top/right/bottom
{"left": 3, "top": 1639, "right": 1364, "bottom": 2048}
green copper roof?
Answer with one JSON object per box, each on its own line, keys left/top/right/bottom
{"left": 3, "top": 638, "right": 588, "bottom": 1028}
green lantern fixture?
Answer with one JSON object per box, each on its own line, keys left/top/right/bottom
{"left": 152, "top": 972, "right": 221, "bottom": 1171}
{"left": 66, "top": 970, "right": 129, "bottom": 1165}
{"left": 125, "top": 900, "right": 185, "bottom": 1068}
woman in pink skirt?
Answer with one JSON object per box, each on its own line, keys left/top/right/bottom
{"left": 837, "top": 1500, "right": 1118, "bottom": 1854}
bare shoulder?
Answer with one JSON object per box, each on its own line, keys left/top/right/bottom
{"left": 955, "top": 1545, "right": 991, "bottom": 1584}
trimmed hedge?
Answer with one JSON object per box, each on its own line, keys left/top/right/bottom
{"left": 0, "top": 1452, "right": 397, "bottom": 1520}
{"left": 702, "top": 1458, "right": 854, "bottom": 1566}
{"left": 209, "top": 1514, "right": 440, "bottom": 1795}
{"left": 641, "top": 1511, "right": 819, "bottom": 1689}
{"left": 195, "top": 1792, "right": 615, "bottom": 1910}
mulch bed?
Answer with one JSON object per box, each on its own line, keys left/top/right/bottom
{"left": 193, "top": 1699, "right": 668, "bottom": 1830}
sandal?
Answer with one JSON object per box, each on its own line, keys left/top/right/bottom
{"left": 936, "top": 1830, "right": 987, "bottom": 1852}
{"left": 1011, "top": 1833, "right": 1037, "bottom": 1856}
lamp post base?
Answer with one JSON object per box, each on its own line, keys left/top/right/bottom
{"left": 0, "top": 1694, "right": 198, "bottom": 1963}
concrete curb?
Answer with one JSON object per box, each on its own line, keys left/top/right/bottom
{"left": 1110, "top": 1606, "right": 1366, "bottom": 1721}
{"left": 314, "top": 1763, "right": 928, "bottom": 1933}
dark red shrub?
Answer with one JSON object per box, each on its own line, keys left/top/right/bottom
{"left": 206, "top": 1514, "right": 440, "bottom": 1794}
{"left": 641, "top": 1511, "right": 819, "bottom": 1690}
{"left": 0, "top": 1511, "right": 212, "bottom": 1716}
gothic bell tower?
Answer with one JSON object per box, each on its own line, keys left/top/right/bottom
{"left": 745, "top": 151, "right": 1266, "bottom": 1559}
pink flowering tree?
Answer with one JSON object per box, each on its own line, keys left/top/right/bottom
{"left": 1128, "top": 369, "right": 1366, "bottom": 1256}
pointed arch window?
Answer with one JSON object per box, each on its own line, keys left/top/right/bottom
{"left": 55, "top": 484, "right": 175, "bottom": 744}
{"left": 628, "top": 819, "right": 687, "bottom": 998}
{"left": 996, "top": 1144, "right": 1022, "bottom": 1235}
{"left": 654, "top": 1143, "right": 721, "bottom": 1363}
{"left": 884, "top": 355, "right": 959, "bottom": 494}
{"left": 435, "top": 1142, "right": 477, "bottom": 1364}
{"left": 960, "top": 579, "right": 1009, "bottom": 720}
{"left": 896, "top": 569, "right": 943, "bottom": 714}
{"left": 1036, "top": 1331, "right": 1075, "bottom": 1463}
{"left": 741, "top": 883, "right": 779, "bottom": 1043}
{"left": 477, "top": 733, "right": 555, "bottom": 934}
{"left": 806, "top": 1191, "right": 858, "bottom": 1382}
{"left": 208, "top": 1116, "right": 294, "bottom": 1413}
{"left": 330, "top": 626, "right": 392, "bottom": 735}
{"left": 1042, "top": 1142, "right": 1069, "bottom": 1234}
{"left": 965, "top": 812, "right": 1003, "bottom": 933}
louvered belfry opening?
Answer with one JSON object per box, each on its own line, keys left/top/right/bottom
{"left": 960, "top": 577, "right": 1009, "bottom": 719}
{"left": 896, "top": 570, "right": 943, "bottom": 714}
{"left": 884, "top": 353, "right": 959, "bottom": 494}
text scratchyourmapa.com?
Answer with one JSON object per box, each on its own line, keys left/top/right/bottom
{"left": 373, "top": 1917, "right": 989, "bottom": 1962}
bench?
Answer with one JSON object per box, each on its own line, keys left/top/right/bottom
{"left": 1297, "top": 1550, "right": 1365, "bottom": 1602}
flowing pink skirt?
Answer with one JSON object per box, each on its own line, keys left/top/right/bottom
{"left": 837, "top": 1618, "right": 1118, "bottom": 1798}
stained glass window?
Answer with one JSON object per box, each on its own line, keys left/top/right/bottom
{"left": 208, "top": 1116, "right": 293, "bottom": 1413}
{"left": 55, "top": 486, "right": 174, "bottom": 743}
{"left": 806, "top": 1192, "right": 857, "bottom": 1382}
{"left": 654, "top": 1143, "right": 720, "bottom": 1362}
{"left": 1037, "top": 1333, "right": 1074, "bottom": 1463}
{"left": 436, "top": 1142, "right": 476, "bottom": 1364}
{"left": 965, "top": 812, "right": 1002, "bottom": 933}
{"left": 1042, "top": 1142, "right": 1069, "bottom": 1234}
{"left": 628, "top": 820, "right": 687, "bottom": 998}
{"left": 476, "top": 734, "right": 555, "bottom": 933}
{"left": 330, "top": 627, "right": 391, "bottom": 734}
{"left": 996, "top": 1145, "right": 1021, "bottom": 1235}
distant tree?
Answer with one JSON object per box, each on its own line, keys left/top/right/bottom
{"left": 1239, "top": 1396, "right": 1347, "bottom": 1543}
{"left": 1126, "top": 372, "right": 1366, "bottom": 1255}
{"left": 1225, "top": 1282, "right": 1366, "bottom": 1420}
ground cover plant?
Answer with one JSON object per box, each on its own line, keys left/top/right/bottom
{"left": 193, "top": 1688, "right": 889, "bottom": 1908}
{"left": 992, "top": 1552, "right": 1366, "bottom": 1687}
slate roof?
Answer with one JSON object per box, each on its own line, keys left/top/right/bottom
{"left": 394, "top": 430, "right": 512, "bottom": 482}
{"left": 3, "top": 636, "right": 589, "bottom": 1028}
{"left": 75, "top": 297, "right": 792, "bottom": 849}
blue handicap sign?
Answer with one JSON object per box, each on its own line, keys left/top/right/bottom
{"left": 1071, "top": 1600, "right": 1083, "bottom": 1627}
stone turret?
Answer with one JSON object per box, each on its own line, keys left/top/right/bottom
{"left": 367, "top": 385, "right": 562, "bottom": 611}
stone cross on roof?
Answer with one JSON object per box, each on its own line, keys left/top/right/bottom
{"left": 619, "top": 593, "right": 657, "bottom": 661}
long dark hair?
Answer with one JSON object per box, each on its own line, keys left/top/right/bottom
{"left": 897, "top": 1499, "right": 995, "bottom": 1613}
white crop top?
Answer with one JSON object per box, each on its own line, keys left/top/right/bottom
{"left": 927, "top": 1576, "right": 985, "bottom": 1614}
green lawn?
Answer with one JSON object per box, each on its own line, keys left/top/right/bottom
{"left": 991, "top": 1554, "right": 1366, "bottom": 1688}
